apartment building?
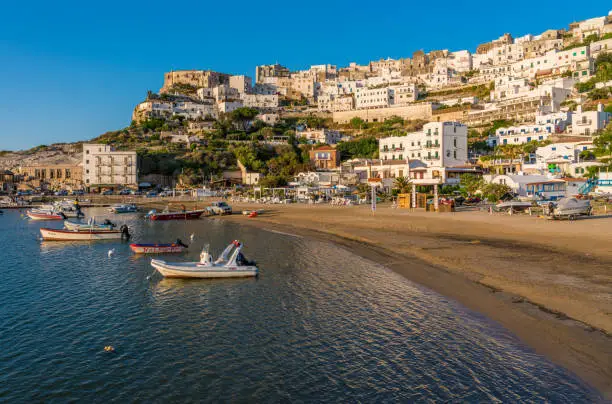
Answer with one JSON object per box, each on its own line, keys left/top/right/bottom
{"left": 489, "top": 123, "right": 557, "bottom": 146}
{"left": 317, "top": 94, "right": 354, "bottom": 112}
{"left": 572, "top": 104, "right": 612, "bottom": 136}
{"left": 511, "top": 46, "right": 590, "bottom": 79}
{"left": 389, "top": 84, "right": 418, "bottom": 105}
{"left": 242, "top": 94, "right": 279, "bottom": 109}
{"left": 355, "top": 87, "right": 390, "bottom": 109}
{"left": 379, "top": 122, "right": 468, "bottom": 166}
{"left": 83, "top": 144, "right": 137, "bottom": 188}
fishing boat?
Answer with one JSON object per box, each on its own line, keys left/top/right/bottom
{"left": 64, "top": 217, "right": 116, "bottom": 231}
{"left": 40, "top": 225, "right": 130, "bottom": 241}
{"left": 109, "top": 204, "right": 138, "bottom": 213}
{"left": 130, "top": 239, "right": 189, "bottom": 254}
{"left": 150, "top": 240, "right": 258, "bottom": 278}
{"left": 27, "top": 209, "right": 65, "bottom": 220}
{"left": 145, "top": 204, "right": 206, "bottom": 221}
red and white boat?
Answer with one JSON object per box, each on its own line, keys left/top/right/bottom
{"left": 40, "top": 225, "right": 130, "bottom": 241}
{"left": 130, "top": 241, "right": 188, "bottom": 254}
{"left": 27, "top": 210, "right": 65, "bottom": 221}
{"left": 145, "top": 204, "right": 207, "bottom": 221}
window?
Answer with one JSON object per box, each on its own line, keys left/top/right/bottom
{"left": 453, "top": 151, "right": 457, "bottom": 159}
{"left": 453, "top": 138, "right": 457, "bottom": 147}
{"left": 86, "top": 160, "right": 89, "bottom": 164}
{"left": 86, "top": 150, "right": 89, "bottom": 154}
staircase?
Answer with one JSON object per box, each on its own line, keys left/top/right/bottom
{"left": 578, "top": 178, "right": 596, "bottom": 195}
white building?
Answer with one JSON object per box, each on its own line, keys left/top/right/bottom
{"left": 297, "top": 129, "right": 343, "bottom": 145}
{"left": 510, "top": 46, "right": 590, "bottom": 79}
{"left": 490, "top": 124, "right": 556, "bottom": 146}
{"left": 448, "top": 50, "right": 473, "bottom": 72}
{"left": 572, "top": 104, "right": 612, "bottom": 136}
{"left": 389, "top": 84, "right": 418, "bottom": 105}
{"left": 217, "top": 101, "right": 243, "bottom": 114}
{"left": 379, "top": 121, "right": 468, "bottom": 168}
{"left": 522, "top": 141, "right": 595, "bottom": 174}
{"left": 242, "top": 94, "right": 279, "bottom": 109}
{"left": 355, "top": 87, "right": 390, "bottom": 109}
{"left": 83, "top": 144, "right": 137, "bottom": 188}
{"left": 256, "top": 113, "right": 280, "bottom": 125}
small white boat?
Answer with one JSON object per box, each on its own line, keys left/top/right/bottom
{"left": 40, "top": 225, "right": 130, "bottom": 241}
{"left": 27, "top": 209, "right": 65, "bottom": 220}
{"left": 109, "top": 204, "right": 138, "bottom": 213}
{"left": 543, "top": 197, "right": 592, "bottom": 220}
{"left": 151, "top": 240, "right": 258, "bottom": 279}
{"left": 64, "top": 217, "right": 116, "bottom": 231}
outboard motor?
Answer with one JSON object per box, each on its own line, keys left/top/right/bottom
{"left": 120, "top": 224, "right": 130, "bottom": 240}
{"left": 104, "top": 219, "right": 116, "bottom": 228}
{"left": 176, "top": 238, "right": 188, "bottom": 248}
{"left": 59, "top": 212, "right": 67, "bottom": 219}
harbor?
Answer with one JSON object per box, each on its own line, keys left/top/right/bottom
{"left": 0, "top": 207, "right": 603, "bottom": 401}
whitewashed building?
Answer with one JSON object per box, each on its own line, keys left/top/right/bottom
{"left": 83, "top": 144, "right": 137, "bottom": 188}
{"left": 572, "top": 104, "right": 612, "bottom": 136}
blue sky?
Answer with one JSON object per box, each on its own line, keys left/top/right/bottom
{"left": 0, "top": 1, "right": 609, "bottom": 150}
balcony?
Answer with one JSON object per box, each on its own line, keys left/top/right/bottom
{"left": 576, "top": 119, "right": 592, "bottom": 126}
{"left": 424, "top": 155, "right": 440, "bottom": 161}
{"left": 424, "top": 143, "right": 440, "bottom": 149}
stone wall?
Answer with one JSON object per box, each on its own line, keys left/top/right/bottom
{"left": 332, "top": 103, "right": 433, "bottom": 123}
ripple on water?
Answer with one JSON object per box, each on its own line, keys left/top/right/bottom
{"left": 0, "top": 209, "right": 600, "bottom": 402}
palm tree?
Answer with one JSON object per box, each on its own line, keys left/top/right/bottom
{"left": 393, "top": 176, "right": 412, "bottom": 194}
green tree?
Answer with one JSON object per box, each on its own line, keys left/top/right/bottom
{"left": 393, "top": 176, "right": 412, "bottom": 193}
{"left": 349, "top": 117, "right": 367, "bottom": 130}
{"left": 460, "top": 173, "right": 484, "bottom": 196}
{"left": 229, "top": 107, "right": 259, "bottom": 132}
{"left": 481, "top": 183, "right": 512, "bottom": 202}
{"left": 336, "top": 137, "right": 378, "bottom": 160}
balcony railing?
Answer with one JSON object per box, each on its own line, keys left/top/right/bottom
{"left": 424, "top": 143, "right": 440, "bottom": 148}
{"left": 576, "top": 119, "right": 592, "bottom": 126}
{"left": 424, "top": 155, "right": 440, "bottom": 160}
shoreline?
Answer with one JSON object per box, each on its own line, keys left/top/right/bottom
{"left": 217, "top": 204, "right": 612, "bottom": 398}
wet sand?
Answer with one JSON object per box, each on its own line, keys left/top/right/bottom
{"left": 217, "top": 203, "right": 612, "bottom": 398}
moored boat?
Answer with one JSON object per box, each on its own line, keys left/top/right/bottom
{"left": 27, "top": 210, "right": 65, "bottom": 220}
{"left": 40, "top": 225, "right": 130, "bottom": 241}
{"left": 130, "top": 239, "right": 189, "bottom": 254}
{"left": 150, "top": 240, "right": 257, "bottom": 278}
{"left": 109, "top": 204, "right": 138, "bottom": 213}
{"left": 64, "top": 218, "right": 116, "bottom": 231}
{"left": 145, "top": 204, "right": 206, "bottom": 221}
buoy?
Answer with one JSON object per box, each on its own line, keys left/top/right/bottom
{"left": 108, "top": 249, "right": 115, "bottom": 258}
{"left": 104, "top": 346, "right": 115, "bottom": 352}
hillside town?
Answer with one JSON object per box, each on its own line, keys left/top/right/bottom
{"left": 1, "top": 11, "right": 612, "bottom": 204}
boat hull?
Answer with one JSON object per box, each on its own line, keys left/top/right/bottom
{"left": 148, "top": 210, "right": 205, "bottom": 221}
{"left": 40, "top": 228, "right": 124, "bottom": 241}
{"left": 151, "top": 260, "right": 258, "bottom": 278}
{"left": 27, "top": 211, "right": 64, "bottom": 220}
{"left": 130, "top": 244, "right": 186, "bottom": 254}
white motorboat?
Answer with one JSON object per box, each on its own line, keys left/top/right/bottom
{"left": 543, "top": 197, "right": 592, "bottom": 220}
{"left": 64, "top": 217, "right": 116, "bottom": 231}
{"left": 151, "top": 240, "right": 258, "bottom": 279}
{"left": 109, "top": 204, "right": 138, "bottom": 213}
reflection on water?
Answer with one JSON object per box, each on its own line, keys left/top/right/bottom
{"left": 0, "top": 209, "right": 600, "bottom": 402}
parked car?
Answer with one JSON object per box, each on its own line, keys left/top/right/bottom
{"left": 102, "top": 190, "right": 114, "bottom": 195}
{"left": 146, "top": 191, "right": 158, "bottom": 198}
{"left": 119, "top": 189, "right": 133, "bottom": 195}
{"left": 133, "top": 191, "right": 143, "bottom": 196}
{"left": 54, "top": 190, "right": 68, "bottom": 196}
{"left": 159, "top": 191, "right": 172, "bottom": 197}
{"left": 71, "top": 190, "right": 85, "bottom": 196}
{"left": 210, "top": 201, "right": 232, "bottom": 215}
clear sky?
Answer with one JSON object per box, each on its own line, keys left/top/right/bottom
{"left": 0, "top": 1, "right": 609, "bottom": 150}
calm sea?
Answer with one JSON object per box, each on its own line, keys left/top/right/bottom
{"left": 0, "top": 208, "right": 599, "bottom": 402}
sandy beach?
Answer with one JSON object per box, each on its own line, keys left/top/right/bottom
{"left": 213, "top": 203, "right": 612, "bottom": 398}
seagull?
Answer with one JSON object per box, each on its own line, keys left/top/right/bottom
{"left": 108, "top": 249, "right": 115, "bottom": 258}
